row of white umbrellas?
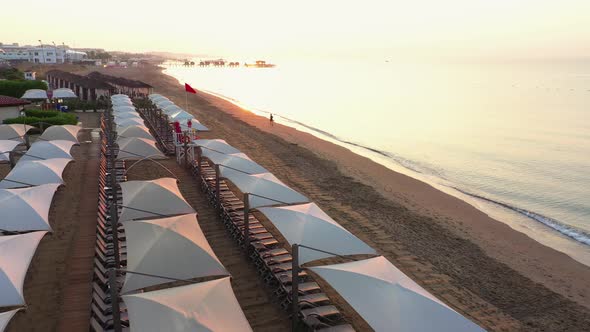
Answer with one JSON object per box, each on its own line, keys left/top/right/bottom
{"left": 115, "top": 179, "right": 252, "bottom": 331}
{"left": 109, "top": 94, "right": 252, "bottom": 331}
{"left": 21, "top": 88, "right": 77, "bottom": 100}
{"left": 195, "top": 138, "right": 485, "bottom": 331}
{"left": 147, "top": 94, "right": 208, "bottom": 131}
{"left": 110, "top": 95, "right": 166, "bottom": 161}
{"left": 0, "top": 124, "right": 83, "bottom": 330}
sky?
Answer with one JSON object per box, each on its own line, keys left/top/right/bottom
{"left": 1, "top": 0, "right": 589, "bottom": 60}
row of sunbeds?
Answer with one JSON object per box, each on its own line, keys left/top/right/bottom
{"left": 89, "top": 115, "right": 129, "bottom": 332}
{"left": 191, "top": 160, "right": 354, "bottom": 331}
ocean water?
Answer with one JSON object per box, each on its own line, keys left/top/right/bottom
{"left": 163, "top": 59, "right": 590, "bottom": 265}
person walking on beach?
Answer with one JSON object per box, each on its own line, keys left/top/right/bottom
{"left": 270, "top": 113, "right": 274, "bottom": 126}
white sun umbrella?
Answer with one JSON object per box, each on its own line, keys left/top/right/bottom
{"left": 115, "top": 117, "right": 145, "bottom": 128}
{"left": 169, "top": 110, "right": 194, "bottom": 122}
{"left": 111, "top": 96, "right": 131, "bottom": 102}
{"left": 202, "top": 149, "right": 267, "bottom": 174}
{"left": 111, "top": 94, "right": 130, "bottom": 99}
{"left": 0, "top": 308, "right": 21, "bottom": 332}
{"left": 194, "top": 139, "right": 241, "bottom": 155}
{"left": 39, "top": 125, "right": 81, "bottom": 143}
{"left": 155, "top": 100, "right": 175, "bottom": 109}
{"left": 52, "top": 88, "right": 77, "bottom": 99}
{"left": 0, "top": 158, "right": 72, "bottom": 189}
{"left": 116, "top": 137, "right": 166, "bottom": 160}
{"left": 114, "top": 112, "right": 142, "bottom": 120}
{"left": 122, "top": 213, "right": 229, "bottom": 293}
{"left": 150, "top": 96, "right": 169, "bottom": 104}
{"left": 19, "top": 140, "right": 75, "bottom": 162}
{"left": 119, "top": 178, "right": 194, "bottom": 222}
{"left": 148, "top": 93, "right": 162, "bottom": 100}
{"left": 112, "top": 99, "right": 133, "bottom": 107}
{"left": 122, "top": 277, "right": 253, "bottom": 332}
{"left": 0, "top": 140, "right": 21, "bottom": 162}
{"left": 21, "top": 89, "right": 48, "bottom": 100}
{"left": 178, "top": 118, "right": 209, "bottom": 131}
{"left": 257, "top": 203, "right": 376, "bottom": 264}
{"left": 0, "top": 124, "right": 33, "bottom": 143}
{"left": 220, "top": 168, "right": 308, "bottom": 208}
{"left": 0, "top": 184, "right": 60, "bottom": 232}
{"left": 309, "top": 256, "right": 485, "bottom": 332}
{"left": 113, "top": 105, "right": 137, "bottom": 113}
{"left": 0, "top": 231, "right": 47, "bottom": 307}
{"left": 117, "top": 125, "right": 154, "bottom": 140}
{"left": 162, "top": 105, "right": 183, "bottom": 115}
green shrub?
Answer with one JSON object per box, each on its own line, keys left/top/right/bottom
{"left": 0, "top": 68, "right": 24, "bottom": 80}
{"left": 24, "top": 109, "right": 61, "bottom": 118}
{"left": 3, "top": 113, "right": 77, "bottom": 127}
{"left": 0, "top": 80, "right": 47, "bottom": 98}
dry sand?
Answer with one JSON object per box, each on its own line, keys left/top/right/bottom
{"left": 87, "top": 64, "right": 590, "bottom": 332}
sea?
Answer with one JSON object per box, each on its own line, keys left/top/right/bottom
{"left": 163, "top": 58, "right": 590, "bottom": 266}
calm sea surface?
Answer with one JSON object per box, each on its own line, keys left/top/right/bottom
{"left": 164, "top": 59, "right": 590, "bottom": 265}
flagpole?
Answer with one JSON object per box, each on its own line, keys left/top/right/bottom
{"left": 185, "top": 89, "right": 188, "bottom": 112}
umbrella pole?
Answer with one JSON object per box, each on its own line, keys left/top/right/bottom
{"left": 243, "top": 193, "right": 250, "bottom": 249}
{"left": 292, "top": 244, "right": 300, "bottom": 330}
{"left": 215, "top": 164, "right": 221, "bottom": 213}
{"left": 108, "top": 269, "right": 122, "bottom": 332}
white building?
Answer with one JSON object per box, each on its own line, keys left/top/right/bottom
{"left": 0, "top": 43, "right": 87, "bottom": 63}
{"left": 24, "top": 71, "right": 36, "bottom": 80}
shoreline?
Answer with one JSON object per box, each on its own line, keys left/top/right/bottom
{"left": 194, "top": 86, "right": 590, "bottom": 267}
{"left": 87, "top": 64, "right": 590, "bottom": 331}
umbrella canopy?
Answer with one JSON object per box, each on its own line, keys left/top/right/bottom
{"left": 39, "top": 125, "right": 80, "bottom": 143}
{"left": 112, "top": 99, "right": 133, "bottom": 107}
{"left": 0, "top": 231, "right": 47, "bottom": 307}
{"left": 111, "top": 94, "right": 130, "bottom": 99}
{"left": 116, "top": 137, "right": 166, "bottom": 160}
{"left": 52, "top": 88, "right": 77, "bottom": 99}
{"left": 122, "top": 213, "right": 228, "bottom": 293}
{"left": 115, "top": 117, "right": 145, "bottom": 127}
{"left": 113, "top": 105, "right": 137, "bottom": 113}
{"left": 0, "top": 309, "right": 21, "bottom": 332}
{"left": 21, "top": 89, "right": 48, "bottom": 100}
{"left": 122, "top": 277, "right": 253, "bottom": 332}
{"left": 162, "top": 105, "right": 183, "bottom": 115}
{"left": 0, "top": 158, "right": 72, "bottom": 189}
{"left": 0, "top": 140, "right": 21, "bottom": 162}
{"left": 150, "top": 96, "right": 169, "bottom": 104}
{"left": 178, "top": 119, "right": 209, "bottom": 132}
{"left": 148, "top": 93, "right": 162, "bottom": 100}
{"left": 309, "top": 256, "right": 485, "bottom": 332}
{"left": 202, "top": 150, "right": 267, "bottom": 174}
{"left": 20, "top": 140, "right": 75, "bottom": 162}
{"left": 119, "top": 178, "right": 194, "bottom": 222}
{"left": 0, "top": 184, "right": 60, "bottom": 232}
{"left": 0, "top": 125, "right": 33, "bottom": 143}
{"left": 194, "top": 139, "right": 241, "bottom": 155}
{"left": 257, "top": 203, "right": 376, "bottom": 264}
{"left": 220, "top": 168, "right": 308, "bottom": 208}
{"left": 117, "top": 125, "right": 154, "bottom": 140}
{"left": 155, "top": 100, "right": 175, "bottom": 109}
{"left": 168, "top": 110, "right": 194, "bottom": 121}
{"left": 114, "top": 112, "right": 142, "bottom": 120}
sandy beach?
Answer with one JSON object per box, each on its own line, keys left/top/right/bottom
{"left": 80, "top": 64, "right": 590, "bottom": 331}
{"left": 4, "top": 63, "right": 588, "bottom": 331}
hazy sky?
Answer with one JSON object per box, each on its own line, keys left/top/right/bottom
{"left": 1, "top": 0, "right": 589, "bottom": 60}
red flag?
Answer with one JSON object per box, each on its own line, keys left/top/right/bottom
{"left": 185, "top": 83, "right": 197, "bottom": 94}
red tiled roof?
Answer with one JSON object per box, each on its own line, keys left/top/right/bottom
{"left": 0, "top": 95, "right": 30, "bottom": 107}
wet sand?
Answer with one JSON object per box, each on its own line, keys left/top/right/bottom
{"left": 77, "top": 65, "right": 590, "bottom": 331}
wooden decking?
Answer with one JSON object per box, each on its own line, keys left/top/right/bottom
{"left": 6, "top": 113, "right": 101, "bottom": 332}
